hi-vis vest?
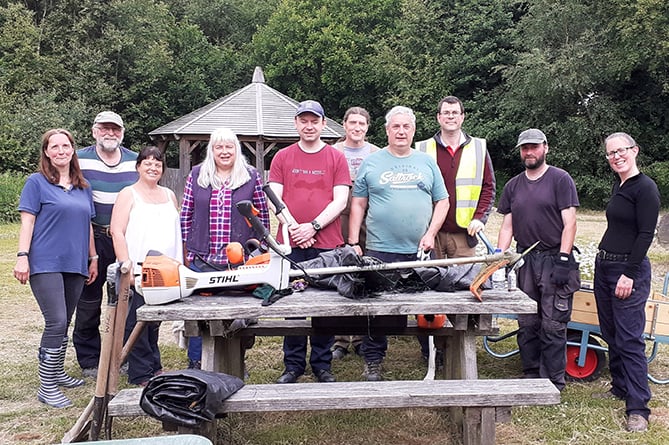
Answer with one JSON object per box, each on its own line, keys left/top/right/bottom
{"left": 415, "top": 137, "right": 486, "bottom": 228}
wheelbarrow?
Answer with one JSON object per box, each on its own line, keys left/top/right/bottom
{"left": 483, "top": 281, "right": 669, "bottom": 384}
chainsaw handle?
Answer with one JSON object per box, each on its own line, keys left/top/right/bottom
{"left": 236, "top": 200, "right": 287, "bottom": 255}
{"left": 236, "top": 200, "right": 269, "bottom": 238}
{"left": 262, "top": 184, "right": 285, "bottom": 214}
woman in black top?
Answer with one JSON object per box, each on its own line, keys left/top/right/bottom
{"left": 593, "top": 132, "right": 660, "bottom": 432}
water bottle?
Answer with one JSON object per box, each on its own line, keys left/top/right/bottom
{"left": 491, "top": 249, "right": 507, "bottom": 290}
{"left": 507, "top": 268, "right": 517, "bottom": 291}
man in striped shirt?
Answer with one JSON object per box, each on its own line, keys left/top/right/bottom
{"left": 73, "top": 111, "right": 138, "bottom": 377}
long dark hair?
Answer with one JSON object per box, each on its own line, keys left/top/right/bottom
{"left": 39, "top": 128, "right": 88, "bottom": 189}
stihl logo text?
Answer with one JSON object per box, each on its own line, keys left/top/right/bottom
{"left": 209, "top": 275, "right": 240, "bottom": 284}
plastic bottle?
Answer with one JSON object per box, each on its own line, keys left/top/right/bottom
{"left": 507, "top": 268, "right": 517, "bottom": 291}
{"left": 491, "top": 249, "right": 507, "bottom": 290}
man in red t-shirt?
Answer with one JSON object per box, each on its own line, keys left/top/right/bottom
{"left": 268, "top": 100, "right": 351, "bottom": 384}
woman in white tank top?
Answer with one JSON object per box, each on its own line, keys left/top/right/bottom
{"left": 110, "top": 146, "right": 182, "bottom": 385}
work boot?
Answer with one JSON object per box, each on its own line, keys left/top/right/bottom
{"left": 364, "top": 361, "right": 383, "bottom": 381}
{"left": 276, "top": 370, "right": 300, "bottom": 384}
{"left": 37, "top": 348, "right": 72, "bottom": 408}
{"left": 626, "top": 414, "right": 648, "bottom": 432}
{"left": 315, "top": 369, "right": 336, "bottom": 383}
{"left": 53, "top": 337, "right": 85, "bottom": 388}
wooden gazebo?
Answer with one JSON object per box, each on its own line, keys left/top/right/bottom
{"left": 148, "top": 67, "right": 344, "bottom": 194}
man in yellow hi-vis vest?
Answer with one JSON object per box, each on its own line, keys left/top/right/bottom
{"left": 415, "top": 96, "right": 495, "bottom": 260}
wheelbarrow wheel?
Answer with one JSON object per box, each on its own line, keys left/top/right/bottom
{"left": 565, "top": 332, "right": 606, "bottom": 382}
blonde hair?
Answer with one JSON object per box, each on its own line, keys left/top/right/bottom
{"left": 198, "top": 128, "right": 251, "bottom": 190}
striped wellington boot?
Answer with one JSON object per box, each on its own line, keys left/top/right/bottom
{"left": 54, "top": 337, "right": 85, "bottom": 388}
{"left": 37, "top": 348, "right": 72, "bottom": 408}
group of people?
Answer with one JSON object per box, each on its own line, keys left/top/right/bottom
{"left": 14, "top": 99, "right": 658, "bottom": 433}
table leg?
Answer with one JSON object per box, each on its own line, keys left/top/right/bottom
{"left": 444, "top": 330, "right": 478, "bottom": 380}
{"left": 445, "top": 328, "right": 479, "bottom": 438}
{"left": 201, "top": 331, "right": 244, "bottom": 378}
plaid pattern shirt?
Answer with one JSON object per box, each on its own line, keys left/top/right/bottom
{"left": 181, "top": 173, "right": 270, "bottom": 265}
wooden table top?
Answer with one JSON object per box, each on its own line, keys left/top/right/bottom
{"left": 137, "top": 288, "right": 536, "bottom": 322}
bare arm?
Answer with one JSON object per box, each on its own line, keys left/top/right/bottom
{"left": 559, "top": 207, "right": 577, "bottom": 254}
{"left": 109, "top": 187, "right": 134, "bottom": 264}
{"left": 419, "top": 199, "right": 449, "bottom": 252}
{"left": 496, "top": 213, "right": 514, "bottom": 251}
{"left": 86, "top": 223, "right": 98, "bottom": 285}
{"left": 313, "top": 185, "right": 349, "bottom": 228}
{"left": 13, "top": 211, "right": 35, "bottom": 285}
{"left": 348, "top": 196, "right": 368, "bottom": 254}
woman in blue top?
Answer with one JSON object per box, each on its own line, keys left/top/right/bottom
{"left": 14, "top": 129, "right": 97, "bottom": 408}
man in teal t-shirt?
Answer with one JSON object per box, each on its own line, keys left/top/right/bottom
{"left": 348, "top": 106, "right": 449, "bottom": 381}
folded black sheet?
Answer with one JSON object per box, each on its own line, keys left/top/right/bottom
{"left": 140, "top": 369, "right": 244, "bottom": 427}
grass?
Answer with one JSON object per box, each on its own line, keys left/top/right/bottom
{"left": 2, "top": 211, "right": 669, "bottom": 444}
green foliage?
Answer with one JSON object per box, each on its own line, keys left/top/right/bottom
{"left": 644, "top": 161, "right": 669, "bottom": 207}
{"left": 0, "top": 172, "right": 26, "bottom": 223}
{"left": 0, "top": 0, "right": 667, "bottom": 208}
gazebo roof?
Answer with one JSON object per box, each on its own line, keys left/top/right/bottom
{"left": 149, "top": 67, "right": 344, "bottom": 140}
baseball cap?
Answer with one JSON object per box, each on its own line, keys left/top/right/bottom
{"left": 295, "top": 100, "right": 325, "bottom": 118}
{"left": 94, "top": 111, "right": 124, "bottom": 128}
{"left": 515, "top": 128, "right": 546, "bottom": 147}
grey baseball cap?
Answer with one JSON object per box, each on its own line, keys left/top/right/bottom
{"left": 94, "top": 111, "right": 124, "bottom": 128}
{"left": 515, "top": 128, "right": 546, "bottom": 147}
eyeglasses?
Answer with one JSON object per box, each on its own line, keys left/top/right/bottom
{"left": 439, "top": 111, "right": 462, "bottom": 117}
{"left": 604, "top": 146, "right": 633, "bottom": 160}
{"left": 95, "top": 125, "right": 123, "bottom": 134}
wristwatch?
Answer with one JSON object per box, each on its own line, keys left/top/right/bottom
{"left": 311, "top": 220, "right": 322, "bottom": 231}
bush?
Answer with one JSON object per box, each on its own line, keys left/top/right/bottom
{"left": 574, "top": 174, "right": 613, "bottom": 210}
{"left": 0, "top": 172, "right": 26, "bottom": 223}
{"left": 644, "top": 161, "right": 669, "bottom": 207}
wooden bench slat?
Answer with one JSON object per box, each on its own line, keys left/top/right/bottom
{"left": 108, "top": 378, "right": 559, "bottom": 418}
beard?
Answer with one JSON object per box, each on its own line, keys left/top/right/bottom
{"left": 522, "top": 153, "right": 546, "bottom": 170}
{"left": 98, "top": 138, "right": 122, "bottom": 153}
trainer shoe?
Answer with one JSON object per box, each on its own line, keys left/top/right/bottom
{"left": 626, "top": 414, "right": 648, "bottom": 432}
{"left": 315, "top": 369, "right": 336, "bottom": 383}
{"left": 364, "top": 361, "right": 383, "bottom": 381}
{"left": 331, "top": 346, "right": 348, "bottom": 360}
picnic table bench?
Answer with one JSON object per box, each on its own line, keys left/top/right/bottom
{"left": 108, "top": 378, "right": 560, "bottom": 445}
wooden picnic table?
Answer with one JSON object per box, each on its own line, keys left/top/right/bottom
{"left": 127, "top": 288, "right": 545, "bottom": 445}
{"left": 137, "top": 287, "right": 537, "bottom": 380}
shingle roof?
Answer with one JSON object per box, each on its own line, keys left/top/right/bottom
{"left": 149, "top": 67, "right": 344, "bottom": 139}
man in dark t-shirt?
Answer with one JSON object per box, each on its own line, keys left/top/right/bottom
{"left": 496, "top": 128, "right": 581, "bottom": 391}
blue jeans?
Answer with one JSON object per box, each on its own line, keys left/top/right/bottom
{"left": 594, "top": 256, "right": 652, "bottom": 420}
{"left": 282, "top": 247, "right": 334, "bottom": 375}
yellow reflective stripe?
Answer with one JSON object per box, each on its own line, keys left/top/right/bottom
{"left": 416, "top": 137, "right": 486, "bottom": 229}
{"left": 415, "top": 139, "right": 437, "bottom": 157}
{"left": 455, "top": 138, "right": 486, "bottom": 228}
